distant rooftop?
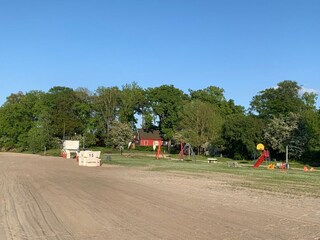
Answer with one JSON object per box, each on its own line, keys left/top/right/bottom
{"left": 137, "top": 129, "right": 162, "bottom": 140}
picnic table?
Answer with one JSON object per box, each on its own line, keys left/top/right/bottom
{"left": 207, "top": 158, "right": 217, "bottom": 163}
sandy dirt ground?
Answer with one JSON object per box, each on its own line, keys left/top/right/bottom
{"left": 0, "top": 153, "right": 319, "bottom": 240}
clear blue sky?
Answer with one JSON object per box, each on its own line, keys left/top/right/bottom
{"left": 1, "top": 0, "right": 320, "bottom": 108}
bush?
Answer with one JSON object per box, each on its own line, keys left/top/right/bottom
{"left": 45, "top": 149, "right": 61, "bottom": 156}
{"left": 133, "top": 145, "right": 155, "bottom": 152}
{"left": 233, "top": 153, "right": 243, "bottom": 160}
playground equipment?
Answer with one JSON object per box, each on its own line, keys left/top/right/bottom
{"left": 303, "top": 166, "right": 314, "bottom": 172}
{"left": 179, "top": 142, "right": 196, "bottom": 162}
{"left": 61, "top": 140, "right": 80, "bottom": 159}
{"left": 267, "top": 163, "right": 275, "bottom": 169}
{"left": 154, "top": 141, "right": 165, "bottom": 159}
{"left": 78, "top": 151, "right": 101, "bottom": 167}
{"left": 253, "top": 143, "right": 270, "bottom": 168}
{"left": 256, "top": 143, "right": 264, "bottom": 151}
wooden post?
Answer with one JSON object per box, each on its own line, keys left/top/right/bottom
{"left": 286, "top": 145, "right": 289, "bottom": 168}
{"left": 180, "top": 141, "right": 184, "bottom": 160}
{"left": 156, "top": 145, "right": 164, "bottom": 159}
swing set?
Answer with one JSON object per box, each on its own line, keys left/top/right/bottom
{"left": 179, "top": 141, "right": 196, "bottom": 162}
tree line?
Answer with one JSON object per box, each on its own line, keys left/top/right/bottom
{"left": 0, "top": 80, "right": 319, "bottom": 164}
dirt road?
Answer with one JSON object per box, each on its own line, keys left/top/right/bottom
{"left": 0, "top": 153, "right": 319, "bottom": 239}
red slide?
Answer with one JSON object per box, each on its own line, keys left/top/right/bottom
{"left": 253, "top": 154, "right": 265, "bottom": 168}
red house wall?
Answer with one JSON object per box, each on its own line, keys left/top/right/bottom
{"left": 140, "top": 139, "right": 163, "bottom": 146}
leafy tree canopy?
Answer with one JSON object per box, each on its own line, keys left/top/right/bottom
{"left": 189, "top": 86, "right": 244, "bottom": 115}
{"left": 176, "top": 100, "right": 223, "bottom": 152}
{"left": 222, "top": 114, "right": 264, "bottom": 159}
{"left": 249, "top": 80, "right": 314, "bottom": 118}
{"left": 109, "top": 121, "right": 133, "bottom": 150}
{"left": 147, "top": 85, "right": 187, "bottom": 140}
{"left": 118, "top": 82, "right": 145, "bottom": 128}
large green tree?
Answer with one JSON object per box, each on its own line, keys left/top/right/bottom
{"left": 189, "top": 86, "right": 244, "bottom": 115}
{"left": 177, "top": 100, "right": 223, "bottom": 154}
{"left": 146, "top": 85, "right": 186, "bottom": 142}
{"left": 43, "top": 86, "right": 84, "bottom": 139}
{"left": 73, "top": 87, "right": 94, "bottom": 131}
{"left": 250, "top": 80, "right": 305, "bottom": 118}
{"left": 72, "top": 88, "right": 97, "bottom": 147}
{"left": 189, "top": 86, "right": 226, "bottom": 105}
{"left": 250, "top": 80, "right": 319, "bottom": 162}
{"left": 0, "top": 91, "right": 45, "bottom": 150}
{"left": 118, "top": 82, "right": 145, "bottom": 128}
{"left": 93, "top": 86, "right": 120, "bottom": 142}
{"left": 222, "top": 114, "right": 264, "bottom": 159}
{"left": 263, "top": 113, "right": 309, "bottom": 160}
{"left": 295, "top": 110, "right": 320, "bottom": 162}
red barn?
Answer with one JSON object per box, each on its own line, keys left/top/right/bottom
{"left": 136, "top": 129, "right": 163, "bottom": 146}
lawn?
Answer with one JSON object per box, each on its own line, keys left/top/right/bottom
{"left": 102, "top": 154, "right": 320, "bottom": 198}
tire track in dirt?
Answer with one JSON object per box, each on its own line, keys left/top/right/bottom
{"left": 0, "top": 169, "right": 74, "bottom": 239}
{"left": 0, "top": 173, "right": 5, "bottom": 239}
{"left": 0, "top": 172, "right": 10, "bottom": 240}
{"left": 2, "top": 172, "right": 28, "bottom": 240}
{"left": 21, "top": 180, "right": 75, "bottom": 240}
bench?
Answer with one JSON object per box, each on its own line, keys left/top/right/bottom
{"left": 207, "top": 158, "right": 217, "bottom": 163}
